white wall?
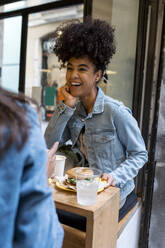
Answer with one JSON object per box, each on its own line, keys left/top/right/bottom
{"left": 117, "top": 206, "right": 142, "bottom": 248}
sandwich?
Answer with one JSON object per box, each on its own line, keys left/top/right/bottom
{"left": 65, "top": 167, "right": 94, "bottom": 186}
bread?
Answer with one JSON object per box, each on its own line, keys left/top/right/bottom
{"left": 66, "top": 167, "right": 93, "bottom": 180}
{"left": 66, "top": 167, "right": 79, "bottom": 179}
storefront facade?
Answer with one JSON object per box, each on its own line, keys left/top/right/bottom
{"left": 0, "top": 0, "right": 165, "bottom": 247}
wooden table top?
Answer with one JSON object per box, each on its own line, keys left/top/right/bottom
{"left": 52, "top": 184, "right": 120, "bottom": 218}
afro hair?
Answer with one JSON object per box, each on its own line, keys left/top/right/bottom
{"left": 53, "top": 17, "right": 116, "bottom": 73}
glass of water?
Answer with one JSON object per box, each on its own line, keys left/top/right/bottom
{"left": 75, "top": 167, "right": 102, "bottom": 206}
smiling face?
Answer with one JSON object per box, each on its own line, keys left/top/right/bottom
{"left": 66, "top": 56, "right": 102, "bottom": 99}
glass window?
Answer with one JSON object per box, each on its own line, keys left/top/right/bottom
{"left": 25, "top": 4, "right": 83, "bottom": 131}
{"left": 0, "top": 16, "right": 22, "bottom": 92}
{"left": 92, "top": 0, "right": 139, "bottom": 109}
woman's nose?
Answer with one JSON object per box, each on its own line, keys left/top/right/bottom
{"left": 70, "top": 69, "right": 79, "bottom": 79}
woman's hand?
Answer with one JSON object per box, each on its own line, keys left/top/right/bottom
{"left": 47, "top": 142, "right": 59, "bottom": 178}
{"left": 101, "top": 173, "right": 115, "bottom": 188}
{"left": 60, "top": 84, "right": 78, "bottom": 108}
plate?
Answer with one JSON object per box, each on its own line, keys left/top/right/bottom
{"left": 55, "top": 179, "right": 108, "bottom": 193}
{"left": 56, "top": 181, "right": 76, "bottom": 192}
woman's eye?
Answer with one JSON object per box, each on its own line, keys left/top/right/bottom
{"left": 79, "top": 68, "right": 86, "bottom": 71}
{"left": 67, "top": 67, "right": 72, "bottom": 71}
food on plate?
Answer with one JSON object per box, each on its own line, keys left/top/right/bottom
{"left": 65, "top": 167, "right": 94, "bottom": 186}
{"left": 54, "top": 167, "right": 107, "bottom": 192}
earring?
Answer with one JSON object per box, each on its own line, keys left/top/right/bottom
{"left": 103, "top": 76, "right": 108, "bottom": 83}
{"left": 103, "top": 70, "right": 108, "bottom": 83}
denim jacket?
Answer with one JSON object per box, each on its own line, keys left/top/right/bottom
{"left": 45, "top": 87, "right": 148, "bottom": 201}
{"left": 0, "top": 104, "right": 63, "bottom": 248}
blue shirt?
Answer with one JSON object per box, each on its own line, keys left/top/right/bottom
{"left": 45, "top": 87, "right": 148, "bottom": 201}
{"left": 0, "top": 105, "right": 63, "bottom": 248}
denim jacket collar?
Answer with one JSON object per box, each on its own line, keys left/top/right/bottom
{"left": 76, "top": 87, "right": 104, "bottom": 117}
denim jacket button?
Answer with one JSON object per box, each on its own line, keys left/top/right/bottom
{"left": 58, "top": 105, "right": 65, "bottom": 113}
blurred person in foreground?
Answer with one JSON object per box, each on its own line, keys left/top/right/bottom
{"left": 45, "top": 17, "right": 148, "bottom": 210}
{"left": 0, "top": 87, "right": 63, "bottom": 247}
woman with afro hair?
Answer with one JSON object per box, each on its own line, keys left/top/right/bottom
{"left": 45, "top": 18, "right": 148, "bottom": 211}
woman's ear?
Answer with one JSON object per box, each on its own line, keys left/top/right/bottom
{"left": 95, "top": 69, "right": 102, "bottom": 82}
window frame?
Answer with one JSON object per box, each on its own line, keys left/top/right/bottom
{"left": 0, "top": 0, "right": 84, "bottom": 92}
{"left": 0, "top": 0, "right": 22, "bottom": 6}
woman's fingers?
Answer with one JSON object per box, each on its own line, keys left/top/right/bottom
{"left": 48, "top": 142, "right": 59, "bottom": 158}
{"left": 101, "top": 173, "right": 115, "bottom": 187}
{"left": 47, "top": 142, "right": 59, "bottom": 178}
{"left": 60, "top": 84, "right": 78, "bottom": 108}
{"left": 61, "top": 85, "right": 70, "bottom": 98}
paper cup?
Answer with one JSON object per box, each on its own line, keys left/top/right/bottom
{"left": 54, "top": 155, "right": 66, "bottom": 177}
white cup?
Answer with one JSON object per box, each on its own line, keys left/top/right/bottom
{"left": 54, "top": 155, "right": 66, "bottom": 177}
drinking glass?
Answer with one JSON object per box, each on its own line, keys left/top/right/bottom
{"left": 75, "top": 167, "right": 102, "bottom": 206}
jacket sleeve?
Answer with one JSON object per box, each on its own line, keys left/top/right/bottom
{"left": 0, "top": 105, "right": 64, "bottom": 248}
{"left": 109, "top": 105, "right": 148, "bottom": 188}
{"left": 0, "top": 144, "right": 23, "bottom": 247}
{"left": 45, "top": 102, "right": 75, "bottom": 149}
{"left": 14, "top": 106, "right": 64, "bottom": 248}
